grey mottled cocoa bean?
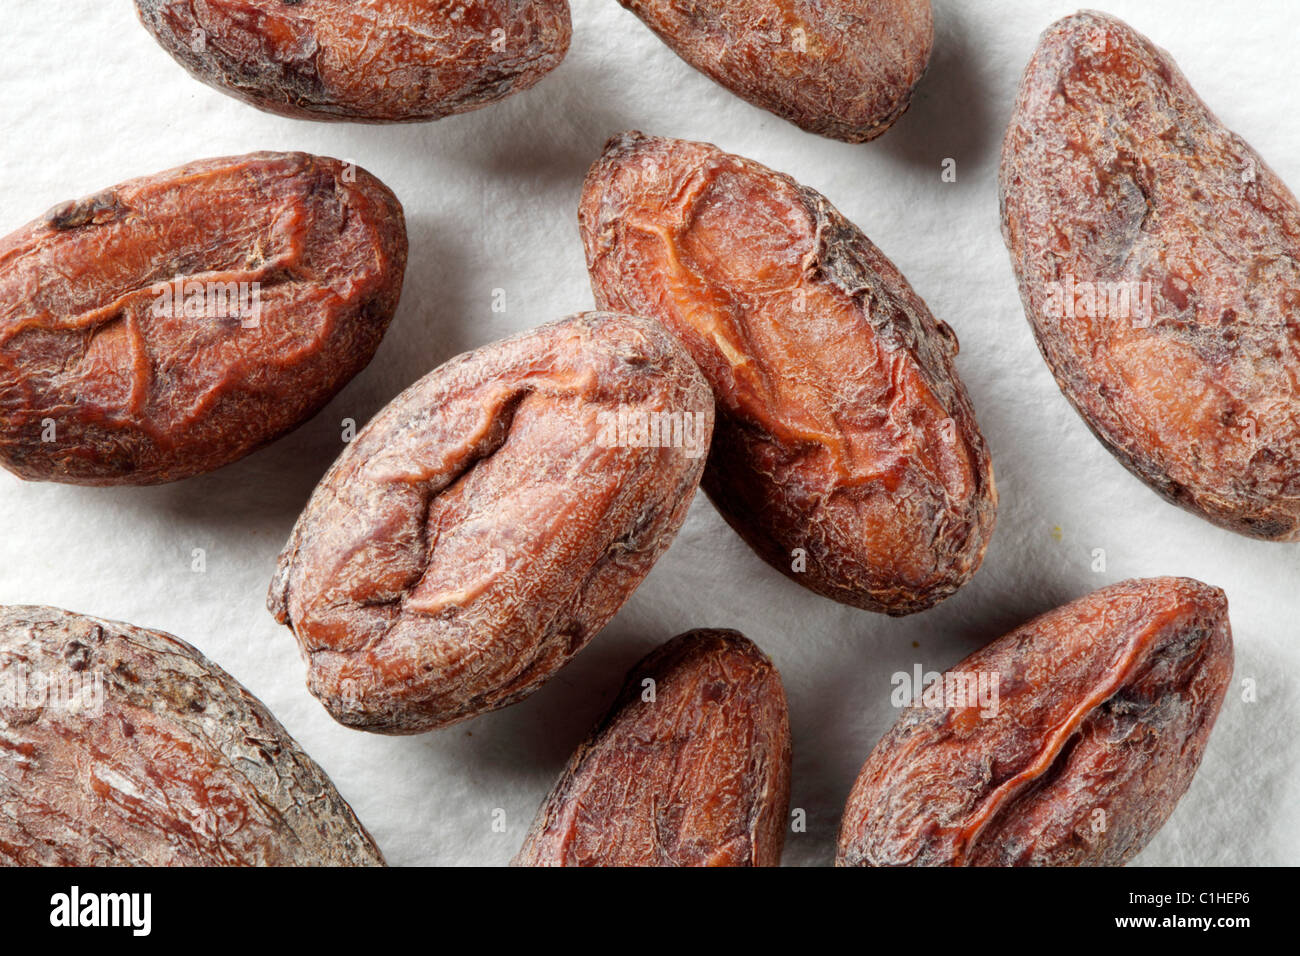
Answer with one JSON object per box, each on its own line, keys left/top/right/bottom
{"left": 619, "top": 0, "right": 932, "bottom": 142}
{"left": 837, "top": 577, "right": 1233, "bottom": 866}
{"left": 270, "top": 312, "right": 714, "bottom": 734}
{"left": 135, "top": 0, "right": 572, "bottom": 123}
{"left": 0, "top": 605, "right": 384, "bottom": 867}
{"left": 514, "top": 629, "right": 791, "bottom": 867}
{"left": 1001, "top": 11, "right": 1300, "bottom": 539}
{"left": 0, "top": 151, "right": 407, "bottom": 485}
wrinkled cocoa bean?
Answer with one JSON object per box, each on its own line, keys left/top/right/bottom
{"left": 514, "top": 628, "right": 791, "bottom": 867}
{"left": 581, "top": 132, "right": 996, "bottom": 615}
{"left": 270, "top": 312, "right": 714, "bottom": 734}
{"left": 0, "top": 605, "right": 384, "bottom": 866}
{"left": 619, "top": 0, "right": 932, "bottom": 142}
{"left": 0, "top": 151, "right": 407, "bottom": 485}
{"left": 135, "top": 0, "right": 574, "bottom": 123}
{"left": 134, "top": 0, "right": 572, "bottom": 123}
{"left": 837, "top": 577, "right": 1233, "bottom": 866}
{"left": 1001, "top": 11, "right": 1300, "bottom": 539}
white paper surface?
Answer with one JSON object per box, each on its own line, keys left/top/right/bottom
{"left": 1, "top": 0, "right": 1297, "bottom": 867}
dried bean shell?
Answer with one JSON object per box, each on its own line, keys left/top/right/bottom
{"left": 0, "top": 151, "right": 407, "bottom": 485}
{"left": 837, "top": 577, "right": 1233, "bottom": 866}
{"left": 1001, "top": 11, "right": 1300, "bottom": 539}
{"left": 0, "top": 605, "right": 384, "bottom": 866}
{"left": 515, "top": 628, "right": 791, "bottom": 867}
{"left": 270, "top": 312, "right": 714, "bottom": 734}
{"left": 581, "top": 132, "right": 996, "bottom": 614}
{"left": 619, "top": 0, "right": 932, "bottom": 142}
{"left": 135, "top": 0, "right": 572, "bottom": 123}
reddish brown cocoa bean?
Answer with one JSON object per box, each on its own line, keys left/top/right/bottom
{"left": 269, "top": 312, "right": 714, "bottom": 734}
{"left": 0, "top": 605, "right": 384, "bottom": 866}
{"left": 514, "top": 629, "right": 791, "bottom": 867}
{"left": 0, "top": 151, "right": 407, "bottom": 486}
{"left": 1001, "top": 12, "right": 1300, "bottom": 539}
{"left": 837, "top": 577, "right": 1233, "bottom": 867}
{"left": 581, "top": 132, "right": 996, "bottom": 615}
{"left": 619, "top": 0, "right": 932, "bottom": 142}
{"left": 134, "top": 0, "right": 572, "bottom": 123}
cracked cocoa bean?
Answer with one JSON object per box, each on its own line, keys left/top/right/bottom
{"left": 837, "top": 577, "right": 1233, "bottom": 867}
{"left": 1001, "top": 11, "right": 1300, "bottom": 539}
{"left": 581, "top": 132, "right": 996, "bottom": 615}
{"left": 514, "top": 628, "right": 791, "bottom": 867}
{"left": 135, "top": 0, "right": 572, "bottom": 123}
{"left": 269, "top": 312, "right": 714, "bottom": 734}
{"left": 0, "top": 605, "right": 384, "bottom": 866}
{"left": 0, "top": 151, "right": 407, "bottom": 485}
{"left": 619, "top": 0, "right": 932, "bottom": 142}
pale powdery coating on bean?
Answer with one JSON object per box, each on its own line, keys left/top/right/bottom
{"left": 581, "top": 132, "right": 996, "bottom": 615}
{"left": 514, "top": 629, "right": 791, "bottom": 866}
{"left": 0, "top": 606, "right": 384, "bottom": 867}
{"left": 135, "top": 0, "right": 572, "bottom": 123}
{"left": 270, "top": 312, "right": 714, "bottom": 734}
{"left": 1000, "top": 11, "right": 1300, "bottom": 539}
{"left": 837, "top": 577, "right": 1233, "bottom": 867}
{"left": 0, "top": 151, "right": 407, "bottom": 485}
{"left": 620, "top": 0, "right": 932, "bottom": 142}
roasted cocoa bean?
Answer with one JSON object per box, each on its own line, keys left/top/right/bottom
{"left": 0, "top": 151, "right": 407, "bottom": 485}
{"left": 619, "top": 0, "right": 932, "bottom": 142}
{"left": 581, "top": 132, "right": 996, "bottom": 615}
{"left": 514, "top": 628, "right": 791, "bottom": 867}
{"left": 0, "top": 605, "right": 384, "bottom": 866}
{"left": 1001, "top": 11, "right": 1300, "bottom": 539}
{"left": 135, "top": 0, "right": 572, "bottom": 123}
{"left": 837, "top": 577, "right": 1233, "bottom": 866}
{"left": 269, "top": 312, "right": 714, "bottom": 734}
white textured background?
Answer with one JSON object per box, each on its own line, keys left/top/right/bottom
{"left": 1, "top": 0, "right": 1297, "bottom": 866}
